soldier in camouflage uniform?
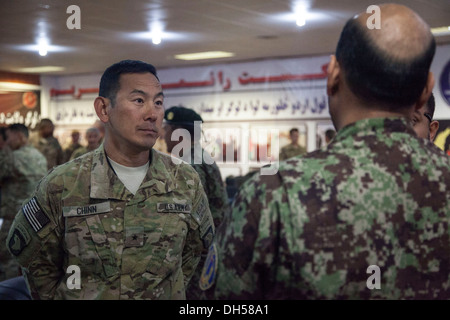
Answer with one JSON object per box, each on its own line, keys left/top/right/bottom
{"left": 30, "top": 118, "right": 64, "bottom": 170}
{"left": 0, "top": 124, "right": 47, "bottom": 281}
{"left": 279, "top": 128, "right": 306, "bottom": 160}
{"left": 200, "top": 4, "right": 450, "bottom": 299}
{"left": 69, "top": 127, "right": 102, "bottom": 160}
{"left": 6, "top": 60, "right": 215, "bottom": 299}
{"left": 163, "top": 106, "right": 229, "bottom": 299}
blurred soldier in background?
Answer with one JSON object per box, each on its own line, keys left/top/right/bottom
{"left": 0, "top": 123, "right": 47, "bottom": 281}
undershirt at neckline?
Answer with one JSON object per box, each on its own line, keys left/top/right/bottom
{"left": 107, "top": 157, "right": 149, "bottom": 195}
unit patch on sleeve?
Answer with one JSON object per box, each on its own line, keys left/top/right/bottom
{"left": 199, "top": 243, "right": 218, "bottom": 291}
{"left": 8, "top": 224, "right": 31, "bottom": 256}
{"left": 22, "top": 197, "right": 50, "bottom": 233}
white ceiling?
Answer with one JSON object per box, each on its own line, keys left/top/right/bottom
{"left": 1, "top": 0, "right": 449, "bottom": 76}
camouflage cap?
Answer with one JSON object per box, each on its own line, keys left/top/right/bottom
{"left": 164, "top": 106, "right": 203, "bottom": 127}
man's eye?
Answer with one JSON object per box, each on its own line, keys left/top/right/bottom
{"left": 135, "top": 98, "right": 144, "bottom": 104}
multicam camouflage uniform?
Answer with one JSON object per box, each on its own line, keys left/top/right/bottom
{"left": 0, "top": 145, "right": 47, "bottom": 281}
{"left": 69, "top": 146, "right": 91, "bottom": 161}
{"left": 205, "top": 118, "right": 450, "bottom": 299}
{"left": 279, "top": 143, "right": 306, "bottom": 160}
{"left": 30, "top": 136, "right": 64, "bottom": 170}
{"left": 186, "top": 145, "right": 229, "bottom": 300}
{"left": 6, "top": 146, "right": 215, "bottom": 299}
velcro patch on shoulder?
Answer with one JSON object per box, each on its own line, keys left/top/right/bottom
{"left": 22, "top": 197, "right": 50, "bottom": 233}
{"left": 199, "top": 243, "right": 218, "bottom": 291}
{"left": 8, "top": 224, "right": 31, "bottom": 256}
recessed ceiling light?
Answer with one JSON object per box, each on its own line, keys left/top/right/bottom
{"left": 174, "top": 51, "right": 235, "bottom": 61}
{"left": 431, "top": 26, "right": 450, "bottom": 36}
{"left": 14, "top": 66, "right": 66, "bottom": 73}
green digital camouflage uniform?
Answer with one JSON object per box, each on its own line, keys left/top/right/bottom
{"left": 186, "top": 145, "right": 229, "bottom": 300}
{"left": 279, "top": 143, "right": 306, "bottom": 161}
{"left": 190, "top": 146, "right": 229, "bottom": 228}
{"left": 30, "top": 135, "right": 64, "bottom": 170}
{"left": 204, "top": 118, "right": 450, "bottom": 299}
{"left": 6, "top": 146, "right": 215, "bottom": 299}
{"left": 0, "top": 145, "right": 47, "bottom": 281}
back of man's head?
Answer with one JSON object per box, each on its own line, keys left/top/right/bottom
{"left": 335, "top": 4, "right": 435, "bottom": 110}
{"left": 8, "top": 123, "right": 29, "bottom": 138}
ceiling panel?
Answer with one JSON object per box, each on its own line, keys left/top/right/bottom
{"left": 0, "top": 0, "right": 448, "bottom": 75}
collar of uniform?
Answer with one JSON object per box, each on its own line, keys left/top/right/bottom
{"left": 139, "top": 149, "right": 176, "bottom": 194}
{"left": 89, "top": 146, "right": 177, "bottom": 200}
{"left": 89, "top": 144, "right": 127, "bottom": 200}
{"left": 334, "top": 117, "right": 414, "bottom": 142}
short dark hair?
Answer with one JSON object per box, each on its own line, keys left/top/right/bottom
{"left": 325, "top": 129, "right": 336, "bottom": 140}
{"left": 8, "top": 123, "right": 29, "bottom": 138}
{"left": 99, "top": 60, "right": 159, "bottom": 106}
{"left": 425, "top": 92, "right": 435, "bottom": 119}
{"left": 335, "top": 18, "right": 436, "bottom": 110}
{"left": 0, "top": 127, "right": 6, "bottom": 141}
{"left": 289, "top": 128, "right": 299, "bottom": 135}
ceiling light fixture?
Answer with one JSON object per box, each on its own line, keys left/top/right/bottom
{"left": 152, "top": 32, "right": 162, "bottom": 45}
{"left": 150, "top": 21, "right": 163, "bottom": 45}
{"left": 431, "top": 26, "right": 450, "bottom": 36}
{"left": 38, "top": 38, "right": 49, "bottom": 56}
{"left": 296, "top": 13, "right": 306, "bottom": 27}
{"left": 174, "top": 51, "right": 235, "bottom": 61}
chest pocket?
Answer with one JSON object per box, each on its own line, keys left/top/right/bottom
{"left": 65, "top": 214, "right": 119, "bottom": 279}
{"left": 145, "top": 213, "right": 188, "bottom": 275}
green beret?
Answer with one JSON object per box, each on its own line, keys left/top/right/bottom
{"left": 164, "top": 106, "right": 203, "bottom": 126}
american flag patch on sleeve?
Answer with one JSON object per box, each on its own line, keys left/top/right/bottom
{"left": 22, "top": 197, "right": 50, "bottom": 233}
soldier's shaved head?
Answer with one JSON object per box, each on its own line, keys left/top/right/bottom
{"left": 356, "top": 4, "right": 433, "bottom": 61}
{"left": 333, "top": 3, "right": 435, "bottom": 110}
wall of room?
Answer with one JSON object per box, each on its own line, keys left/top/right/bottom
{"left": 31, "top": 44, "right": 450, "bottom": 178}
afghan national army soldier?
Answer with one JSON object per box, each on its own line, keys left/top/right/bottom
{"left": 201, "top": 4, "right": 450, "bottom": 299}
{"left": 7, "top": 60, "right": 215, "bottom": 299}
{"left": 279, "top": 128, "right": 306, "bottom": 160}
{"left": 163, "top": 106, "right": 229, "bottom": 299}
{"left": 0, "top": 124, "right": 47, "bottom": 281}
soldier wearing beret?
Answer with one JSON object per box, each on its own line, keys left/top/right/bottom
{"left": 6, "top": 60, "right": 215, "bottom": 299}
{"left": 203, "top": 4, "right": 450, "bottom": 299}
{"left": 163, "top": 105, "right": 229, "bottom": 299}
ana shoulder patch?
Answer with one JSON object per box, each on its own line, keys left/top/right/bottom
{"left": 199, "top": 243, "right": 218, "bottom": 291}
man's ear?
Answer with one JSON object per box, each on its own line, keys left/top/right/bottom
{"left": 429, "top": 120, "right": 439, "bottom": 142}
{"left": 415, "top": 72, "right": 435, "bottom": 111}
{"left": 94, "top": 97, "right": 109, "bottom": 122}
{"left": 326, "top": 55, "right": 340, "bottom": 96}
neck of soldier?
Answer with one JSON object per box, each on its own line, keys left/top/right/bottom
{"left": 332, "top": 91, "right": 414, "bottom": 131}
